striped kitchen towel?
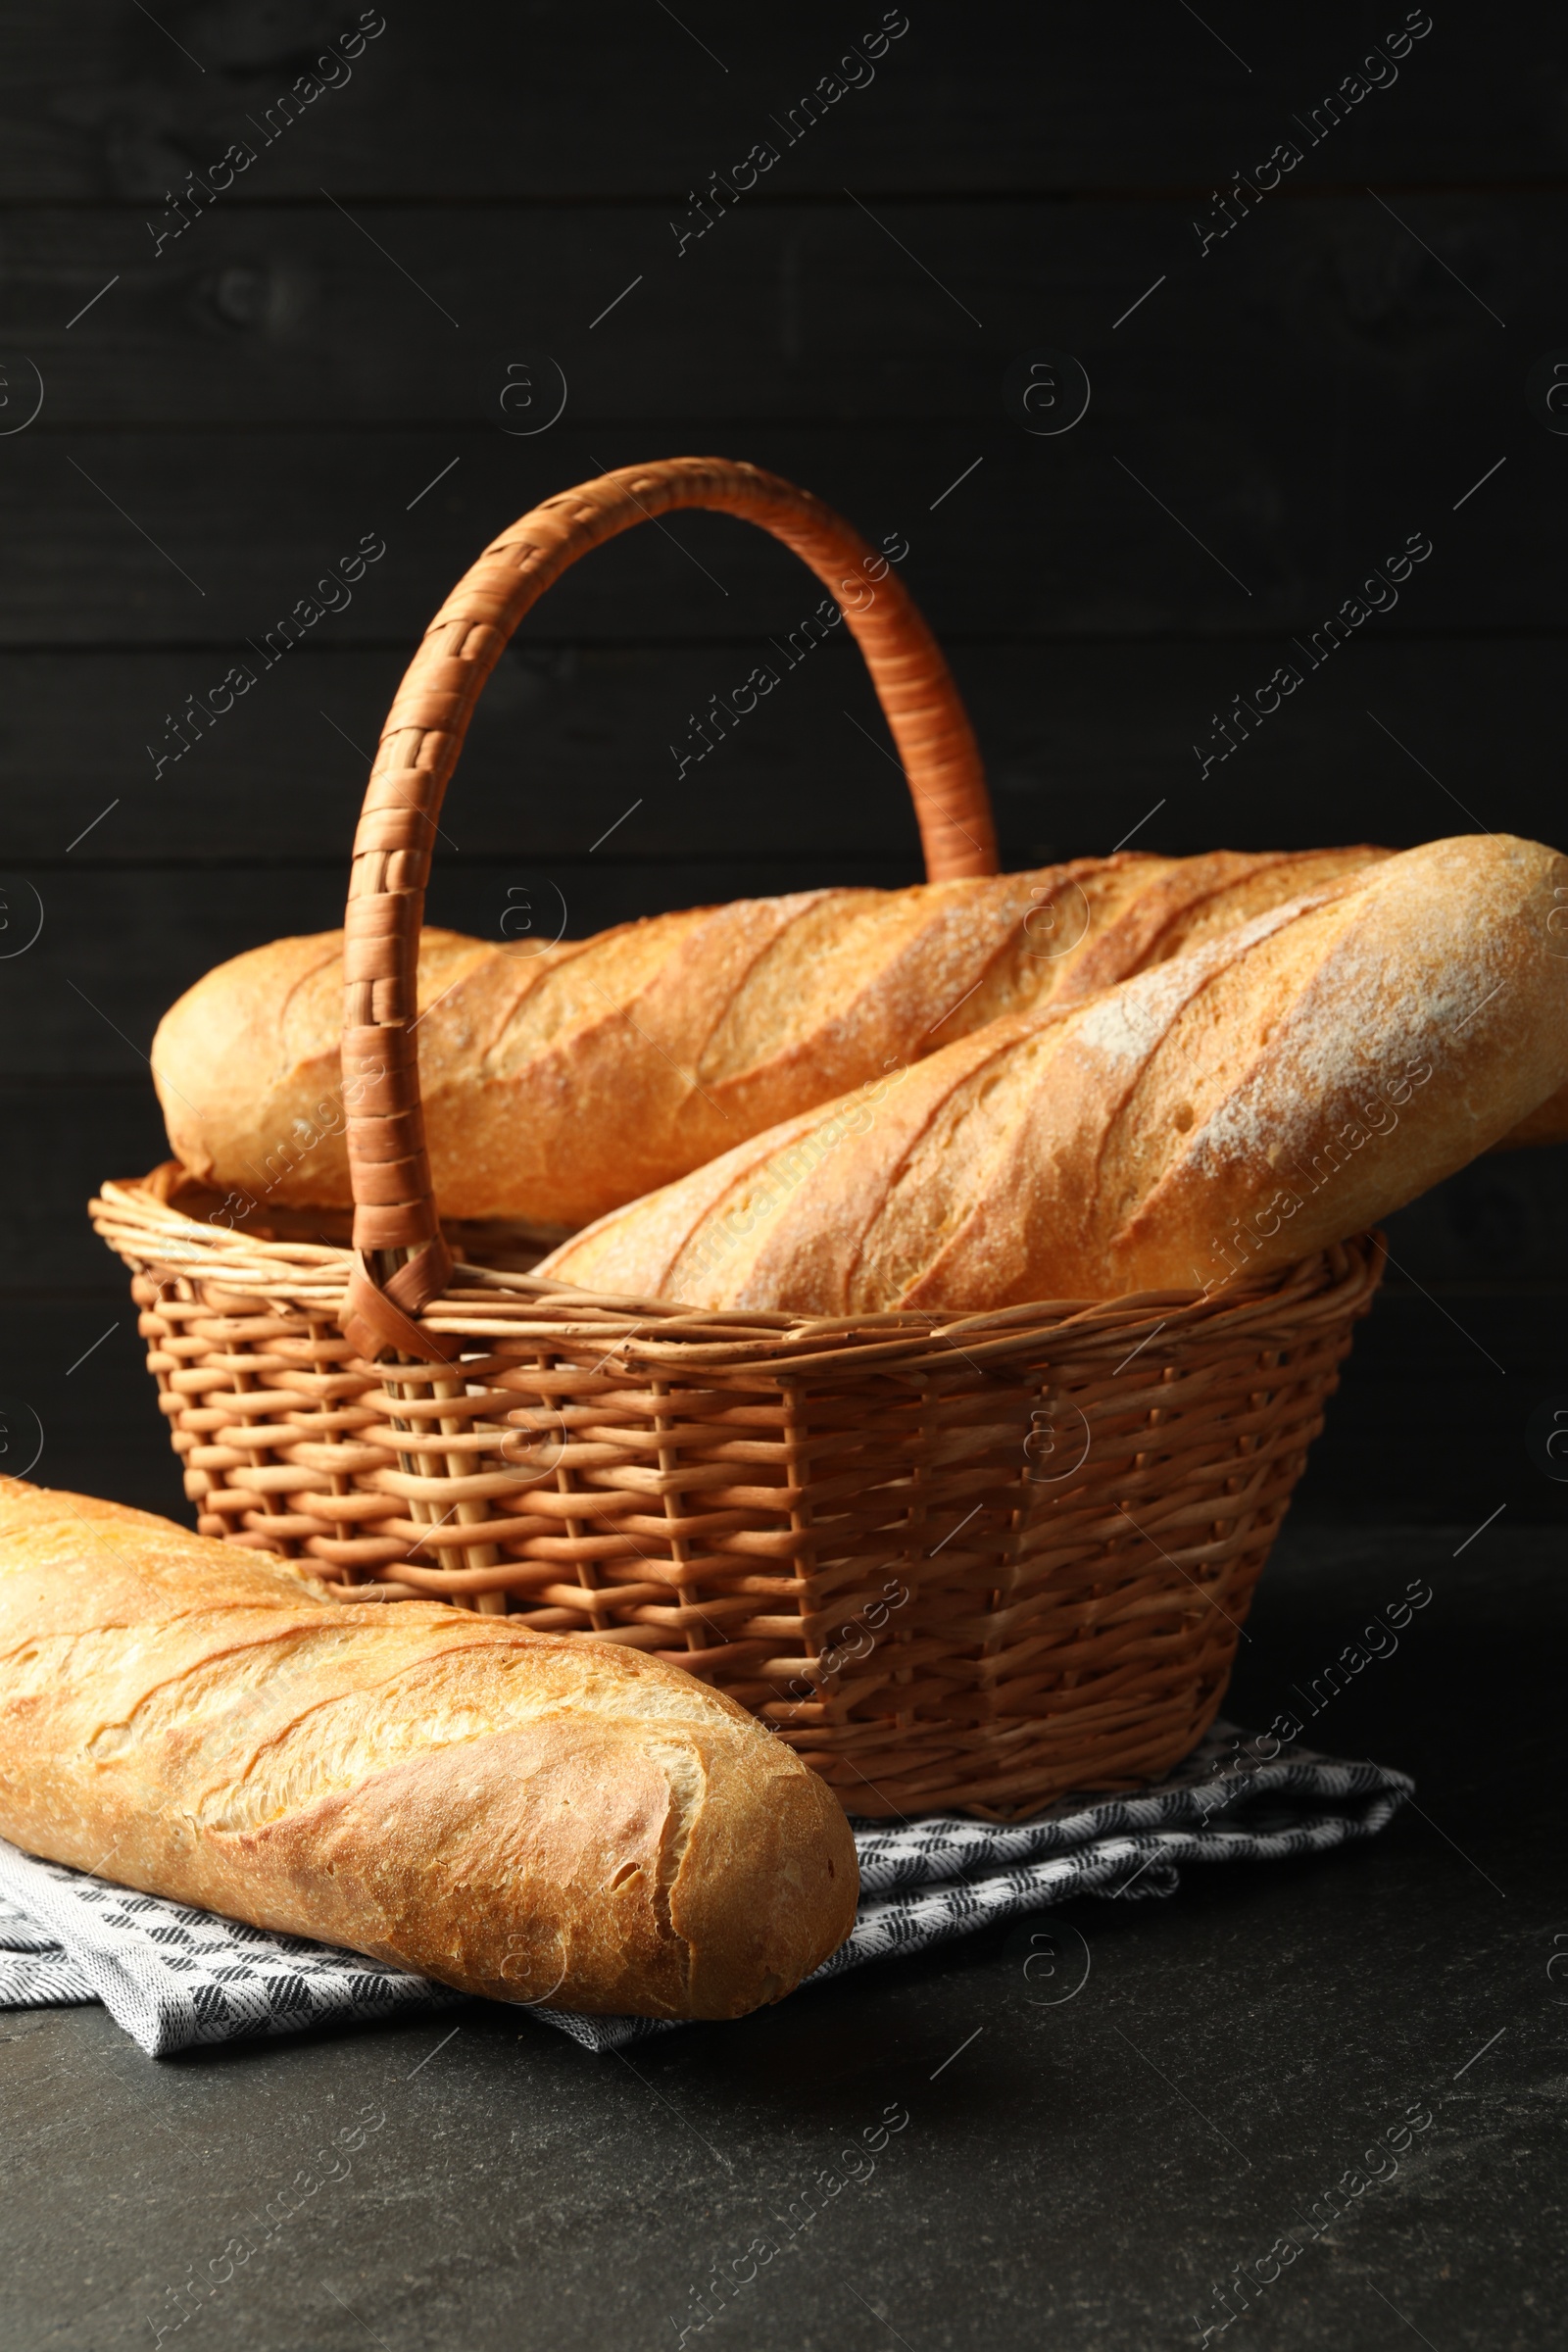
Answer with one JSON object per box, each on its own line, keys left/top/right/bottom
{"left": 0, "top": 1723, "right": 1409, "bottom": 2058}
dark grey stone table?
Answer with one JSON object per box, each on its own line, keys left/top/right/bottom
{"left": 2, "top": 1522, "right": 1561, "bottom": 2352}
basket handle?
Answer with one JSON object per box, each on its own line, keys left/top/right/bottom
{"left": 340, "top": 456, "right": 997, "bottom": 1360}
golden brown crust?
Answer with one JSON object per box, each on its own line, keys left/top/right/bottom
{"left": 1490, "top": 1077, "right": 1568, "bottom": 1149}
{"left": 0, "top": 1481, "right": 857, "bottom": 2017}
{"left": 151, "top": 851, "right": 1396, "bottom": 1229}
{"left": 536, "top": 836, "right": 1568, "bottom": 1310}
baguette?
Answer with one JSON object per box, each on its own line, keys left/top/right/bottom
{"left": 1490, "top": 1087, "right": 1568, "bottom": 1150}
{"left": 0, "top": 1481, "right": 857, "bottom": 2018}
{"left": 152, "top": 847, "right": 1390, "bottom": 1231}
{"left": 534, "top": 835, "right": 1568, "bottom": 1311}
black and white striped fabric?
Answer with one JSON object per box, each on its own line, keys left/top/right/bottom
{"left": 0, "top": 1724, "right": 1410, "bottom": 2058}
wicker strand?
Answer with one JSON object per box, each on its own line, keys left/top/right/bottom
{"left": 95, "top": 1174, "right": 1382, "bottom": 1820}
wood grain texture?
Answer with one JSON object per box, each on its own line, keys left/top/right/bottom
{"left": 3, "top": 5, "right": 1561, "bottom": 199}
{"left": 0, "top": 638, "right": 1561, "bottom": 871}
{"left": 0, "top": 196, "right": 1551, "bottom": 426}
{"left": 0, "top": 420, "right": 1556, "bottom": 648}
{"left": 2, "top": 1, "right": 1563, "bottom": 1519}
{"left": 3, "top": 632, "right": 1564, "bottom": 875}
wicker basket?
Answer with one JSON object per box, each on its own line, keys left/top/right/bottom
{"left": 92, "top": 459, "right": 1384, "bottom": 1819}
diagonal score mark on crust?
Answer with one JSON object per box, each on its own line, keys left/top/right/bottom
{"left": 479, "top": 911, "right": 710, "bottom": 1073}
{"left": 2, "top": 1619, "right": 347, "bottom": 1710}
{"left": 274, "top": 931, "right": 359, "bottom": 1041}
{"left": 85, "top": 1624, "right": 455, "bottom": 1783}
{"left": 42, "top": 1616, "right": 734, "bottom": 1835}
{"left": 1074, "top": 883, "right": 1356, "bottom": 1231}
{"left": 691, "top": 890, "right": 879, "bottom": 1088}
{"left": 198, "top": 1646, "right": 732, "bottom": 1834}
{"left": 844, "top": 1021, "right": 1068, "bottom": 1308}
{"left": 649, "top": 1740, "right": 706, "bottom": 2002}
{"left": 836, "top": 887, "right": 1358, "bottom": 1309}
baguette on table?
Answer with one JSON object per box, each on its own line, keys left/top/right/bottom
{"left": 0, "top": 1481, "right": 857, "bottom": 2018}
{"left": 152, "top": 847, "right": 1395, "bottom": 1231}
{"left": 535, "top": 835, "right": 1568, "bottom": 1312}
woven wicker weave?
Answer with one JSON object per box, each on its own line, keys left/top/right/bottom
{"left": 92, "top": 461, "right": 1384, "bottom": 1818}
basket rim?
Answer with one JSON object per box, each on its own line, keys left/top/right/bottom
{"left": 91, "top": 1167, "right": 1387, "bottom": 1381}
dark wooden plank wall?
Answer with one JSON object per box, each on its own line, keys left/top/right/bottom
{"left": 1, "top": 1, "right": 1564, "bottom": 1524}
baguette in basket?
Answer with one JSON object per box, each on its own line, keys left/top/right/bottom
{"left": 0, "top": 1481, "right": 857, "bottom": 2017}
{"left": 152, "top": 846, "right": 1388, "bottom": 1230}
{"left": 535, "top": 835, "right": 1568, "bottom": 1312}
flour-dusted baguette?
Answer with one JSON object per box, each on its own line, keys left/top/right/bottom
{"left": 152, "top": 847, "right": 1388, "bottom": 1230}
{"left": 1492, "top": 1084, "right": 1568, "bottom": 1149}
{"left": 534, "top": 835, "right": 1568, "bottom": 1311}
{"left": 0, "top": 1481, "right": 857, "bottom": 2018}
